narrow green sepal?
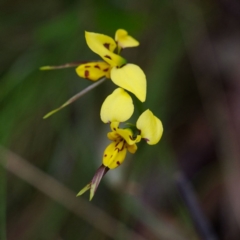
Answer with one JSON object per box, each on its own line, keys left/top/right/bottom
{"left": 43, "top": 102, "right": 68, "bottom": 119}
{"left": 76, "top": 184, "right": 91, "bottom": 197}
{"left": 40, "top": 62, "right": 89, "bottom": 71}
{"left": 40, "top": 66, "right": 53, "bottom": 70}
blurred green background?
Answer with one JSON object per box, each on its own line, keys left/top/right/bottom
{"left": 1, "top": 0, "right": 240, "bottom": 239}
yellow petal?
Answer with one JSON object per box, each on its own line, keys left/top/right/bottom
{"left": 102, "top": 141, "right": 127, "bottom": 169}
{"left": 107, "top": 131, "right": 120, "bottom": 141}
{"left": 111, "top": 64, "right": 146, "bottom": 102}
{"left": 115, "top": 29, "right": 139, "bottom": 49}
{"left": 107, "top": 122, "right": 121, "bottom": 141}
{"left": 116, "top": 127, "right": 141, "bottom": 145}
{"left": 136, "top": 109, "right": 163, "bottom": 145}
{"left": 108, "top": 122, "right": 141, "bottom": 145}
{"left": 127, "top": 143, "right": 138, "bottom": 154}
{"left": 110, "top": 121, "right": 120, "bottom": 132}
{"left": 100, "top": 88, "right": 134, "bottom": 123}
{"left": 85, "top": 31, "right": 126, "bottom": 67}
{"left": 75, "top": 62, "right": 111, "bottom": 81}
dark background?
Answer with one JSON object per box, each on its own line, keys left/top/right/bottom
{"left": 1, "top": 0, "right": 240, "bottom": 239}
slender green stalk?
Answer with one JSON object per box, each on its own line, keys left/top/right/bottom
{"left": 43, "top": 77, "right": 107, "bottom": 119}
{"left": 40, "top": 61, "right": 90, "bottom": 70}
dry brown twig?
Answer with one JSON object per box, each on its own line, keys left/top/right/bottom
{"left": 0, "top": 145, "right": 146, "bottom": 240}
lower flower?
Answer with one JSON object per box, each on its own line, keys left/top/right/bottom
{"left": 77, "top": 103, "right": 163, "bottom": 200}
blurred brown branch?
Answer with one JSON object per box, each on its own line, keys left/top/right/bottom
{"left": 0, "top": 145, "right": 146, "bottom": 240}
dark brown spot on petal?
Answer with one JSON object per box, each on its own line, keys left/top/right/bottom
{"left": 143, "top": 138, "right": 149, "bottom": 142}
{"left": 94, "top": 65, "right": 100, "bottom": 69}
{"left": 103, "top": 68, "right": 109, "bottom": 72}
{"left": 129, "top": 135, "right": 133, "bottom": 140}
{"left": 85, "top": 65, "right": 91, "bottom": 68}
{"left": 104, "top": 55, "right": 112, "bottom": 60}
{"left": 117, "top": 161, "right": 120, "bottom": 165}
{"left": 104, "top": 154, "right": 107, "bottom": 157}
{"left": 104, "top": 43, "right": 110, "bottom": 49}
{"left": 84, "top": 70, "right": 89, "bottom": 78}
{"left": 117, "top": 64, "right": 126, "bottom": 69}
{"left": 113, "top": 128, "right": 116, "bottom": 131}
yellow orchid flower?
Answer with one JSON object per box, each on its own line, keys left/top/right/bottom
{"left": 102, "top": 109, "right": 163, "bottom": 169}
{"left": 40, "top": 29, "right": 146, "bottom": 119}
{"left": 77, "top": 99, "right": 163, "bottom": 200}
{"left": 102, "top": 121, "right": 141, "bottom": 169}
{"left": 76, "top": 30, "right": 146, "bottom": 102}
{"left": 100, "top": 88, "right": 134, "bottom": 123}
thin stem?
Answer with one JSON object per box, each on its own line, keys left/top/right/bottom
{"left": 43, "top": 77, "right": 107, "bottom": 119}
{"left": 40, "top": 61, "right": 92, "bottom": 70}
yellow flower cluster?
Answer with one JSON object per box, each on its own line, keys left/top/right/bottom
{"left": 41, "top": 29, "right": 163, "bottom": 200}
{"left": 77, "top": 29, "right": 163, "bottom": 200}
{"left": 76, "top": 30, "right": 146, "bottom": 102}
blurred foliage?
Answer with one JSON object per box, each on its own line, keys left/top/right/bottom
{"left": 1, "top": 0, "right": 240, "bottom": 239}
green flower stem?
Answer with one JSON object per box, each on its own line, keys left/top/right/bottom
{"left": 43, "top": 77, "right": 107, "bottom": 119}
{"left": 40, "top": 62, "right": 90, "bottom": 70}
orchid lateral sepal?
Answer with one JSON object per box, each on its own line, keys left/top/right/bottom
{"left": 40, "top": 61, "right": 93, "bottom": 70}
{"left": 76, "top": 165, "right": 109, "bottom": 201}
{"left": 43, "top": 77, "right": 107, "bottom": 119}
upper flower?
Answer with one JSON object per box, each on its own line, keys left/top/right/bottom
{"left": 75, "top": 29, "right": 146, "bottom": 102}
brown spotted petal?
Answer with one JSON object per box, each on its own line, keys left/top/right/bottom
{"left": 85, "top": 31, "right": 126, "bottom": 67}
{"left": 76, "top": 62, "right": 111, "bottom": 81}
{"left": 102, "top": 141, "right": 127, "bottom": 169}
{"left": 109, "top": 122, "right": 141, "bottom": 145}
